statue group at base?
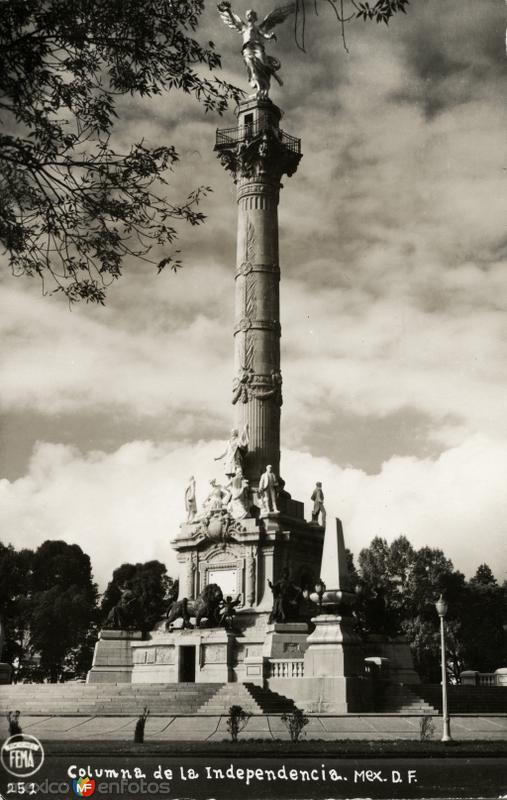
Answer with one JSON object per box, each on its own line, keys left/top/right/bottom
{"left": 103, "top": 585, "right": 137, "bottom": 630}
{"left": 165, "top": 584, "right": 225, "bottom": 629}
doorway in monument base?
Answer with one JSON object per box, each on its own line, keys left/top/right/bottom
{"left": 179, "top": 646, "right": 196, "bottom": 682}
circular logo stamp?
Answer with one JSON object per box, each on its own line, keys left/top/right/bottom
{"left": 0, "top": 734, "right": 45, "bottom": 778}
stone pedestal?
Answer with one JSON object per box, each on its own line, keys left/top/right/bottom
{"left": 87, "top": 630, "right": 143, "bottom": 684}
{"left": 130, "top": 627, "right": 237, "bottom": 684}
{"left": 285, "top": 518, "right": 373, "bottom": 712}
{"left": 262, "top": 622, "right": 308, "bottom": 658}
{"left": 0, "top": 663, "right": 12, "bottom": 684}
{"left": 301, "top": 613, "right": 367, "bottom": 712}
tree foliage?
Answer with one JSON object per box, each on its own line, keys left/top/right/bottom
{"left": 0, "top": 0, "right": 240, "bottom": 303}
{"left": 0, "top": 542, "right": 34, "bottom": 669}
{"left": 0, "top": 0, "right": 412, "bottom": 303}
{"left": 357, "top": 536, "right": 505, "bottom": 682}
{"left": 28, "top": 540, "right": 98, "bottom": 682}
{"left": 294, "top": 0, "right": 409, "bottom": 53}
{"left": 0, "top": 539, "right": 98, "bottom": 682}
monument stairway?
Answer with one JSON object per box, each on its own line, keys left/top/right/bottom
{"left": 412, "top": 684, "right": 507, "bottom": 713}
{"left": 198, "top": 683, "right": 297, "bottom": 715}
{"left": 0, "top": 683, "right": 221, "bottom": 716}
{"left": 243, "top": 683, "right": 298, "bottom": 713}
{"left": 0, "top": 682, "right": 297, "bottom": 716}
{"left": 374, "top": 683, "right": 437, "bottom": 713}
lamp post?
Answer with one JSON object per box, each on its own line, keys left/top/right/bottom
{"left": 314, "top": 579, "right": 326, "bottom": 613}
{"left": 435, "top": 594, "right": 452, "bottom": 742}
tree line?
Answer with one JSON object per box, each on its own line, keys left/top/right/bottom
{"left": 0, "top": 540, "right": 174, "bottom": 683}
{"left": 0, "top": 536, "right": 504, "bottom": 683}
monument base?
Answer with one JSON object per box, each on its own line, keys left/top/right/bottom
{"left": 263, "top": 622, "right": 309, "bottom": 658}
{"left": 86, "top": 630, "right": 143, "bottom": 684}
{"left": 131, "top": 627, "right": 236, "bottom": 684}
{"left": 363, "top": 635, "right": 421, "bottom": 684}
{"left": 283, "top": 611, "right": 373, "bottom": 711}
{"left": 268, "top": 674, "right": 372, "bottom": 713}
{"left": 0, "top": 663, "right": 12, "bottom": 685}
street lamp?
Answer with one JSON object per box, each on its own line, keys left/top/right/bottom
{"left": 314, "top": 579, "right": 326, "bottom": 612}
{"left": 435, "top": 594, "right": 452, "bottom": 742}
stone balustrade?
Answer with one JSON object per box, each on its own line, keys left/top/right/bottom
{"left": 461, "top": 669, "right": 507, "bottom": 686}
{"left": 268, "top": 658, "right": 304, "bottom": 678}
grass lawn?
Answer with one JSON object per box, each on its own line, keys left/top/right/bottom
{"left": 42, "top": 738, "right": 507, "bottom": 758}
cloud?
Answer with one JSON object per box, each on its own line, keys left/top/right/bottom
{"left": 1, "top": 436, "right": 505, "bottom": 591}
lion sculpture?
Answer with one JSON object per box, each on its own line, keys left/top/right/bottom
{"left": 166, "top": 583, "right": 224, "bottom": 629}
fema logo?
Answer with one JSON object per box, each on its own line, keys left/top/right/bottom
{"left": 72, "top": 776, "right": 96, "bottom": 797}
{"left": 0, "top": 734, "right": 45, "bottom": 777}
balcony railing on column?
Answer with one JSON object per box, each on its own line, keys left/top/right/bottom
{"left": 216, "top": 123, "right": 301, "bottom": 154}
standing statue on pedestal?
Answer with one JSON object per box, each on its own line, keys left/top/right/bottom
{"left": 215, "top": 423, "right": 249, "bottom": 478}
{"left": 217, "top": 2, "right": 295, "bottom": 98}
{"left": 311, "top": 482, "right": 326, "bottom": 527}
{"left": 185, "top": 476, "right": 197, "bottom": 522}
{"left": 259, "top": 464, "right": 279, "bottom": 513}
{"left": 229, "top": 467, "right": 251, "bottom": 519}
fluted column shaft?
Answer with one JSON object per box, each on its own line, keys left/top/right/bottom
{"left": 234, "top": 177, "right": 281, "bottom": 483}
{"left": 215, "top": 97, "right": 301, "bottom": 488}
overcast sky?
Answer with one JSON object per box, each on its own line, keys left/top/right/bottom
{"left": 0, "top": 0, "right": 506, "bottom": 590}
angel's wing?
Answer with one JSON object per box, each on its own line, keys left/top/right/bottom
{"left": 258, "top": 3, "right": 295, "bottom": 33}
{"left": 217, "top": 2, "right": 243, "bottom": 32}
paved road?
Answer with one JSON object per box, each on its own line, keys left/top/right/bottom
{"left": 2, "top": 754, "right": 505, "bottom": 799}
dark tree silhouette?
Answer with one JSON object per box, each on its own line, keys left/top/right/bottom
{"left": 29, "top": 540, "right": 98, "bottom": 682}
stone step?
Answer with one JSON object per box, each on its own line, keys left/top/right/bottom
{"left": 244, "top": 683, "right": 297, "bottom": 713}
{"left": 198, "top": 684, "right": 263, "bottom": 714}
{"left": 0, "top": 683, "right": 221, "bottom": 716}
{"left": 376, "top": 684, "right": 438, "bottom": 714}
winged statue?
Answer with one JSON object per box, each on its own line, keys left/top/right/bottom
{"left": 217, "top": 2, "right": 295, "bottom": 98}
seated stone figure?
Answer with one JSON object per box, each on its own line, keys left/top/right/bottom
{"left": 103, "top": 584, "right": 137, "bottom": 630}
{"left": 166, "top": 583, "right": 224, "bottom": 629}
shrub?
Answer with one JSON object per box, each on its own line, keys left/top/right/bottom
{"left": 281, "top": 707, "right": 309, "bottom": 742}
{"left": 226, "top": 705, "right": 250, "bottom": 742}
{"left": 134, "top": 707, "right": 150, "bottom": 743}
{"left": 419, "top": 714, "right": 435, "bottom": 742}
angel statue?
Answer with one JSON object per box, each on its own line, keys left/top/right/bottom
{"left": 217, "top": 2, "right": 295, "bottom": 98}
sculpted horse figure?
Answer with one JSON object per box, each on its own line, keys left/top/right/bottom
{"left": 166, "top": 583, "right": 224, "bottom": 629}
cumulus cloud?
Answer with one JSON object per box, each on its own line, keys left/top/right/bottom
{"left": 1, "top": 437, "right": 505, "bottom": 590}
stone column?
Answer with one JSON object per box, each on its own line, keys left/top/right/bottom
{"left": 216, "top": 98, "right": 301, "bottom": 486}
